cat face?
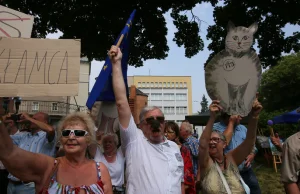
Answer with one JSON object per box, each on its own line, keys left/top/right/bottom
{"left": 225, "top": 21, "right": 258, "bottom": 53}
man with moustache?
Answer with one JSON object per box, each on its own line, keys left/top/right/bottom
{"left": 5, "top": 112, "right": 56, "bottom": 194}
{"left": 110, "top": 45, "right": 184, "bottom": 194}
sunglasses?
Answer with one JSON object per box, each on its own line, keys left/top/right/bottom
{"left": 62, "top": 129, "right": 88, "bottom": 137}
{"left": 144, "top": 116, "right": 165, "bottom": 124}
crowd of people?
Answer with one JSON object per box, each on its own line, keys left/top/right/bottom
{"left": 0, "top": 45, "right": 299, "bottom": 194}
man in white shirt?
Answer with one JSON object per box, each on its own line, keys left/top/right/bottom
{"left": 109, "top": 46, "right": 184, "bottom": 194}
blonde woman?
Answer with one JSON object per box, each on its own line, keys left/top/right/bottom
{"left": 0, "top": 112, "right": 113, "bottom": 194}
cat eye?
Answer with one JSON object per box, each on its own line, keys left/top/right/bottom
{"left": 232, "top": 36, "right": 238, "bottom": 40}
{"left": 242, "top": 36, "right": 248, "bottom": 40}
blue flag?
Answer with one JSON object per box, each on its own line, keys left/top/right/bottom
{"left": 86, "top": 10, "right": 136, "bottom": 109}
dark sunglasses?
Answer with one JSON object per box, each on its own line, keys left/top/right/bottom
{"left": 144, "top": 116, "right": 165, "bottom": 124}
{"left": 210, "top": 137, "right": 224, "bottom": 143}
{"left": 62, "top": 129, "right": 88, "bottom": 137}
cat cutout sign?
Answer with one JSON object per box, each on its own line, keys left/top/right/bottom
{"left": 205, "top": 21, "right": 262, "bottom": 117}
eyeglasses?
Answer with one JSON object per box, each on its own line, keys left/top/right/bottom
{"left": 143, "top": 116, "right": 165, "bottom": 124}
{"left": 210, "top": 137, "right": 224, "bottom": 143}
{"left": 62, "top": 129, "right": 88, "bottom": 137}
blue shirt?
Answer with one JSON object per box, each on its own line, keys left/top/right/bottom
{"left": 213, "top": 122, "right": 257, "bottom": 172}
{"left": 8, "top": 130, "right": 57, "bottom": 181}
{"left": 183, "top": 136, "right": 199, "bottom": 176}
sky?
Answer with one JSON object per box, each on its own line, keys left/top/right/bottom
{"left": 46, "top": 3, "right": 299, "bottom": 113}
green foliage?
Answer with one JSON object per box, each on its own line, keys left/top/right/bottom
{"left": 203, "top": 0, "right": 300, "bottom": 68}
{"left": 199, "top": 94, "right": 209, "bottom": 113}
{"left": 257, "top": 53, "right": 300, "bottom": 138}
{"left": 259, "top": 52, "right": 300, "bottom": 112}
{"left": 1, "top": 0, "right": 205, "bottom": 66}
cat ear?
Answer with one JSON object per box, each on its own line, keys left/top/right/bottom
{"left": 248, "top": 22, "right": 258, "bottom": 34}
{"left": 227, "top": 21, "right": 235, "bottom": 31}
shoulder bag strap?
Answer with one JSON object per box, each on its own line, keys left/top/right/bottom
{"left": 215, "top": 162, "right": 232, "bottom": 194}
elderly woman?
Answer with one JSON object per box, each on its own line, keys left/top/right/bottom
{"left": 94, "top": 133, "right": 125, "bottom": 193}
{"left": 165, "top": 121, "right": 196, "bottom": 194}
{"left": 0, "top": 112, "right": 113, "bottom": 194}
{"left": 199, "top": 100, "right": 262, "bottom": 194}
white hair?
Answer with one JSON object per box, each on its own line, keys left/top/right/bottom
{"left": 139, "top": 106, "right": 164, "bottom": 124}
{"left": 181, "top": 121, "right": 193, "bottom": 134}
{"left": 102, "top": 133, "right": 119, "bottom": 146}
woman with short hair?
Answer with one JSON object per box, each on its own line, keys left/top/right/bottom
{"left": 94, "top": 133, "right": 125, "bottom": 194}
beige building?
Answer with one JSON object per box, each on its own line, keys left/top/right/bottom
{"left": 128, "top": 76, "right": 192, "bottom": 123}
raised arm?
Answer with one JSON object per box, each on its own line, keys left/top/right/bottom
{"left": 109, "top": 46, "right": 138, "bottom": 149}
{"left": 228, "top": 97, "right": 262, "bottom": 166}
{"left": 223, "top": 115, "right": 240, "bottom": 144}
{"left": 0, "top": 121, "right": 54, "bottom": 184}
{"left": 199, "top": 101, "right": 222, "bottom": 169}
{"left": 109, "top": 46, "right": 131, "bottom": 129}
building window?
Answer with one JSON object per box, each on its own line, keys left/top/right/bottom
{"left": 151, "top": 93, "right": 162, "bottom": 100}
{"left": 150, "top": 82, "right": 154, "bottom": 87}
{"left": 154, "top": 82, "right": 158, "bottom": 87}
{"left": 164, "top": 93, "right": 175, "bottom": 100}
{"left": 52, "top": 103, "right": 58, "bottom": 111}
{"left": 32, "top": 102, "right": 39, "bottom": 111}
{"left": 163, "top": 82, "right": 166, "bottom": 87}
{"left": 175, "top": 82, "right": 178, "bottom": 87}
{"left": 167, "top": 82, "right": 170, "bottom": 87}
{"left": 159, "top": 82, "right": 162, "bottom": 87}
{"left": 146, "top": 82, "right": 149, "bottom": 87}
{"left": 179, "top": 82, "right": 183, "bottom": 87}
{"left": 183, "top": 82, "right": 187, "bottom": 87}
{"left": 171, "top": 82, "right": 174, "bottom": 87}
{"left": 141, "top": 82, "right": 145, "bottom": 87}
{"left": 176, "top": 93, "right": 187, "bottom": 101}
{"left": 176, "top": 106, "right": 187, "bottom": 114}
{"left": 164, "top": 106, "right": 175, "bottom": 115}
{"left": 138, "top": 82, "right": 141, "bottom": 87}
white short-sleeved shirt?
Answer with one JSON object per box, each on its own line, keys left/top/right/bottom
{"left": 120, "top": 115, "right": 184, "bottom": 194}
{"left": 94, "top": 147, "right": 125, "bottom": 187}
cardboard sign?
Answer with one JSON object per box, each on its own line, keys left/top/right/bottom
{"left": 0, "top": 5, "right": 34, "bottom": 38}
{"left": 205, "top": 21, "right": 262, "bottom": 116}
{"left": 0, "top": 37, "right": 81, "bottom": 97}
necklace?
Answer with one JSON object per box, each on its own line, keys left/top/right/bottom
{"left": 104, "top": 152, "right": 116, "bottom": 158}
{"left": 215, "top": 158, "right": 224, "bottom": 165}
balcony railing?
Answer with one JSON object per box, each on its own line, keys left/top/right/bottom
{"left": 16, "top": 100, "right": 88, "bottom": 116}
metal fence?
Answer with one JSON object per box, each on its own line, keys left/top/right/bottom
{"left": 17, "top": 100, "right": 88, "bottom": 116}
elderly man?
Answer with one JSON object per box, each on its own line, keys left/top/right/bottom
{"left": 110, "top": 46, "right": 184, "bottom": 194}
{"left": 5, "top": 112, "right": 56, "bottom": 194}
{"left": 281, "top": 131, "right": 300, "bottom": 194}
{"left": 180, "top": 120, "right": 199, "bottom": 177}
{"left": 213, "top": 112, "right": 261, "bottom": 194}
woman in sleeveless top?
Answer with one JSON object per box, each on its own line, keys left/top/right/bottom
{"left": 94, "top": 133, "right": 125, "bottom": 194}
{"left": 0, "top": 112, "right": 113, "bottom": 194}
{"left": 198, "top": 99, "right": 262, "bottom": 194}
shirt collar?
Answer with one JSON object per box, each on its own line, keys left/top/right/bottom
{"left": 143, "top": 135, "right": 170, "bottom": 147}
{"left": 219, "top": 121, "right": 241, "bottom": 131}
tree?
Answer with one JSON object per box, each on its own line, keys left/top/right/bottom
{"left": 199, "top": 94, "right": 209, "bottom": 113}
{"left": 203, "top": 0, "right": 300, "bottom": 68}
{"left": 1, "top": 0, "right": 205, "bottom": 67}
{"left": 258, "top": 52, "right": 300, "bottom": 112}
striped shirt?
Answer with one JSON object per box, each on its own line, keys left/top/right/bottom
{"left": 8, "top": 130, "right": 57, "bottom": 181}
